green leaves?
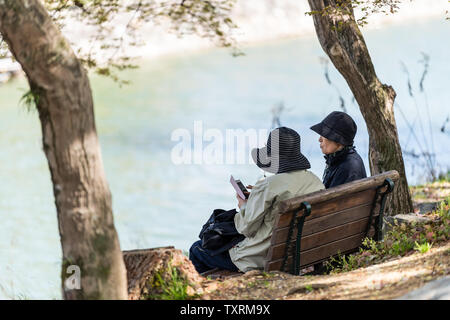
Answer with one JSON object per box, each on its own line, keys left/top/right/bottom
{"left": 146, "top": 262, "right": 198, "bottom": 300}
{"left": 20, "top": 88, "right": 41, "bottom": 111}
{"left": 1, "top": 0, "right": 241, "bottom": 84}
{"left": 145, "top": 0, "right": 242, "bottom": 56}
{"left": 414, "top": 241, "right": 432, "bottom": 254}
{"left": 306, "top": 0, "right": 401, "bottom": 28}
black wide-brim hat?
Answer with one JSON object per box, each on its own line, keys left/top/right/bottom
{"left": 251, "top": 127, "right": 311, "bottom": 174}
{"left": 310, "top": 111, "right": 357, "bottom": 146}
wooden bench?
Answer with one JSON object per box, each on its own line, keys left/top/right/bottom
{"left": 265, "top": 170, "right": 399, "bottom": 275}
{"left": 203, "top": 170, "right": 399, "bottom": 278}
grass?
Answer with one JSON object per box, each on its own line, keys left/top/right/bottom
{"left": 324, "top": 196, "right": 450, "bottom": 274}
{"left": 414, "top": 241, "right": 432, "bottom": 254}
{"left": 145, "top": 262, "right": 198, "bottom": 300}
{"left": 304, "top": 284, "right": 314, "bottom": 293}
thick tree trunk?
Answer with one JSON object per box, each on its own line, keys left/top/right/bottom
{"left": 0, "top": 0, "right": 128, "bottom": 299}
{"left": 307, "top": 0, "right": 414, "bottom": 215}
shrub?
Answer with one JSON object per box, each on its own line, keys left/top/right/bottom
{"left": 414, "top": 241, "right": 432, "bottom": 254}
{"left": 145, "top": 262, "right": 198, "bottom": 300}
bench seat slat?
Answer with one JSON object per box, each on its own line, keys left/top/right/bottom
{"left": 275, "top": 189, "right": 376, "bottom": 230}
{"left": 271, "top": 201, "right": 379, "bottom": 245}
{"left": 265, "top": 230, "right": 375, "bottom": 272}
{"left": 278, "top": 170, "right": 399, "bottom": 213}
{"left": 266, "top": 217, "right": 375, "bottom": 261}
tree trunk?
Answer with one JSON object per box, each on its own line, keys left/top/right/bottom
{"left": 0, "top": 0, "right": 128, "bottom": 299}
{"left": 123, "top": 247, "right": 205, "bottom": 300}
{"left": 307, "top": 0, "right": 414, "bottom": 215}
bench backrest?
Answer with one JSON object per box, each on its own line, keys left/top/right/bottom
{"left": 264, "top": 170, "right": 399, "bottom": 274}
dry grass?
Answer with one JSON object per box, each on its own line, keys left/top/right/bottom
{"left": 199, "top": 241, "right": 449, "bottom": 300}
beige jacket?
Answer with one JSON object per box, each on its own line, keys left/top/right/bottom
{"left": 229, "top": 170, "right": 325, "bottom": 272}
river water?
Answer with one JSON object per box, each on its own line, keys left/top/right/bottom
{"left": 0, "top": 17, "right": 448, "bottom": 299}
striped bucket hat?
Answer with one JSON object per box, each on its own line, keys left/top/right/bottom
{"left": 251, "top": 127, "right": 311, "bottom": 174}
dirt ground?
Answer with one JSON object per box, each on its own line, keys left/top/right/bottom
{"left": 198, "top": 240, "right": 450, "bottom": 300}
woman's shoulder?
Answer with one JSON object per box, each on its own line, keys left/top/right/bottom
{"left": 336, "top": 148, "right": 367, "bottom": 178}
{"left": 303, "top": 170, "right": 326, "bottom": 188}
{"left": 345, "top": 148, "right": 365, "bottom": 165}
{"left": 269, "top": 170, "right": 323, "bottom": 186}
{"left": 252, "top": 175, "right": 270, "bottom": 191}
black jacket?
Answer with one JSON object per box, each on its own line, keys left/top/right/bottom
{"left": 198, "top": 208, "right": 245, "bottom": 256}
{"left": 323, "top": 146, "right": 367, "bottom": 189}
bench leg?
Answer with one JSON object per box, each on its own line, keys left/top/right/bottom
{"left": 281, "top": 202, "right": 312, "bottom": 275}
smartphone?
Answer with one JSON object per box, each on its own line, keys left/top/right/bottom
{"left": 230, "top": 175, "right": 249, "bottom": 200}
{"left": 236, "top": 180, "right": 249, "bottom": 199}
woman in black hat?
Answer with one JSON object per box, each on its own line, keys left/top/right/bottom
{"left": 310, "top": 111, "right": 367, "bottom": 189}
{"left": 189, "top": 127, "right": 324, "bottom": 274}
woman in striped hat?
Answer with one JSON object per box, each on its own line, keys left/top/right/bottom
{"left": 189, "top": 127, "right": 324, "bottom": 274}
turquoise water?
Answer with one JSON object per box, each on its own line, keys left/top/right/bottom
{"left": 0, "top": 17, "right": 449, "bottom": 299}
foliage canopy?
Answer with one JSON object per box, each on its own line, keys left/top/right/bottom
{"left": 1, "top": 0, "right": 445, "bottom": 83}
{"left": 0, "top": 0, "right": 241, "bottom": 83}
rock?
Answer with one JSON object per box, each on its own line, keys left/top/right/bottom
{"left": 416, "top": 202, "right": 440, "bottom": 214}
{"left": 122, "top": 246, "right": 204, "bottom": 300}
{"left": 383, "top": 213, "right": 433, "bottom": 235}
{"left": 396, "top": 276, "right": 450, "bottom": 300}
{"left": 388, "top": 213, "right": 433, "bottom": 224}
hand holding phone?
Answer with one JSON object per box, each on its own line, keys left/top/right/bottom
{"left": 230, "top": 175, "right": 249, "bottom": 200}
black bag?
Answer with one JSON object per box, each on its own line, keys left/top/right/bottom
{"left": 198, "top": 208, "right": 245, "bottom": 256}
